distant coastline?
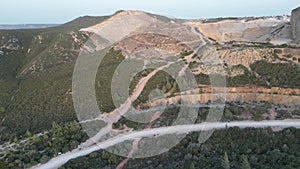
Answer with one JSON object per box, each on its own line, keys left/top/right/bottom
{"left": 0, "top": 24, "right": 59, "bottom": 30}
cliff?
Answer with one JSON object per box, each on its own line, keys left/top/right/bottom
{"left": 291, "top": 7, "right": 300, "bottom": 42}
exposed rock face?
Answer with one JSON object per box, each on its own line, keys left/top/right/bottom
{"left": 291, "top": 7, "right": 300, "bottom": 42}
{"left": 187, "top": 16, "right": 292, "bottom": 44}
{"left": 150, "top": 87, "right": 300, "bottom": 106}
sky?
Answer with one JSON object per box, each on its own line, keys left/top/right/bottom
{"left": 1, "top": 0, "right": 300, "bottom": 24}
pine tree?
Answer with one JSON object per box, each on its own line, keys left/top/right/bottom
{"left": 43, "top": 131, "right": 49, "bottom": 140}
{"left": 26, "top": 130, "right": 31, "bottom": 137}
{"left": 189, "top": 162, "right": 196, "bottom": 169}
{"left": 221, "top": 152, "right": 230, "bottom": 169}
{"left": 33, "top": 134, "right": 41, "bottom": 143}
{"left": 241, "top": 155, "right": 251, "bottom": 169}
{"left": 52, "top": 121, "right": 57, "bottom": 130}
{"left": 13, "top": 137, "right": 18, "bottom": 143}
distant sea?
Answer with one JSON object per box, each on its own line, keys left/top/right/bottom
{"left": 0, "top": 24, "right": 59, "bottom": 30}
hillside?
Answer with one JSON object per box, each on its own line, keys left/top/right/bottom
{"left": 0, "top": 9, "right": 299, "bottom": 169}
{"left": 0, "top": 16, "right": 109, "bottom": 136}
{"left": 0, "top": 8, "right": 299, "bottom": 138}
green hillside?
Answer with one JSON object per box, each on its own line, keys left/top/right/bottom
{"left": 0, "top": 16, "right": 109, "bottom": 139}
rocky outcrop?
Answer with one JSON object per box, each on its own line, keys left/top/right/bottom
{"left": 115, "top": 33, "right": 191, "bottom": 57}
{"left": 291, "top": 7, "right": 300, "bottom": 42}
{"left": 218, "top": 48, "right": 274, "bottom": 69}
